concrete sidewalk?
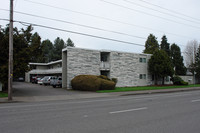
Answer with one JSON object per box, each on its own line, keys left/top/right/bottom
{"left": 1, "top": 87, "right": 200, "bottom": 103}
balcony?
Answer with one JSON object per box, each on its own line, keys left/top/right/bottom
{"left": 100, "top": 61, "right": 110, "bottom": 70}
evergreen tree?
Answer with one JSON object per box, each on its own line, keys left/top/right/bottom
{"left": 0, "top": 25, "right": 34, "bottom": 90}
{"left": 195, "top": 45, "right": 200, "bottom": 77}
{"left": 171, "top": 43, "right": 187, "bottom": 75}
{"left": 41, "top": 39, "right": 54, "bottom": 62}
{"left": 143, "top": 34, "right": 159, "bottom": 54}
{"left": 148, "top": 49, "right": 174, "bottom": 85}
{"left": 52, "top": 37, "right": 66, "bottom": 61}
{"left": 66, "top": 38, "right": 75, "bottom": 47}
{"left": 160, "top": 35, "right": 170, "bottom": 56}
{"left": 29, "top": 32, "right": 42, "bottom": 62}
{"left": 0, "top": 26, "right": 9, "bottom": 90}
{"left": 13, "top": 27, "right": 31, "bottom": 79}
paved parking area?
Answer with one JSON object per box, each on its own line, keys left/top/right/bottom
{"left": 13, "top": 82, "right": 99, "bottom": 97}
{"left": 13, "top": 82, "right": 69, "bottom": 97}
{"left": 11, "top": 82, "right": 109, "bottom": 102}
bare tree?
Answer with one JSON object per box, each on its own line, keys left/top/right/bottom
{"left": 184, "top": 40, "right": 199, "bottom": 68}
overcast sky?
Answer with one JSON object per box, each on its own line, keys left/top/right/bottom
{"left": 1, "top": 0, "right": 200, "bottom": 53}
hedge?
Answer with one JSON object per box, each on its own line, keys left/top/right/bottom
{"left": 172, "top": 76, "right": 188, "bottom": 85}
{"left": 71, "top": 75, "right": 116, "bottom": 91}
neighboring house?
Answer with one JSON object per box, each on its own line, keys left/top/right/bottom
{"left": 62, "top": 47, "right": 154, "bottom": 88}
{"left": 25, "top": 60, "right": 62, "bottom": 82}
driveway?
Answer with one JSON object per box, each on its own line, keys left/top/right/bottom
{"left": 12, "top": 82, "right": 109, "bottom": 102}
{"left": 13, "top": 82, "right": 72, "bottom": 97}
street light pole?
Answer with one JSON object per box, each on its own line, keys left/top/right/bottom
{"left": 8, "top": 0, "right": 14, "bottom": 101}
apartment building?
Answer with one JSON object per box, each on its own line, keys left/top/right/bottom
{"left": 62, "top": 47, "right": 153, "bottom": 88}
{"left": 25, "top": 60, "right": 62, "bottom": 82}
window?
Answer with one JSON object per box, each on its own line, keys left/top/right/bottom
{"left": 165, "top": 76, "right": 170, "bottom": 82}
{"left": 143, "top": 58, "right": 146, "bottom": 63}
{"left": 101, "top": 71, "right": 110, "bottom": 77}
{"left": 139, "top": 58, "right": 146, "bottom": 63}
{"left": 101, "top": 52, "right": 110, "bottom": 62}
{"left": 139, "top": 74, "right": 146, "bottom": 79}
{"left": 139, "top": 58, "right": 143, "bottom": 63}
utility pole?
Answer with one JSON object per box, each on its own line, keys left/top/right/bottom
{"left": 8, "top": 0, "right": 14, "bottom": 101}
{"left": 193, "top": 44, "right": 196, "bottom": 85}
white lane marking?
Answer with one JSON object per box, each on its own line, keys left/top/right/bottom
{"left": 83, "top": 115, "right": 88, "bottom": 118}
{"left": 109, "top": 107, "right": 147, "bottom": 114}
{"left": 191, "top": 99, "right": 200, "bottom": 102}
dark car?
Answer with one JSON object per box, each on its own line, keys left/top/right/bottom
{"left": 31, "top": 76, "right": 41, "bottom": 84}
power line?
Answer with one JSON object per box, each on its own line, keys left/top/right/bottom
{"left": 136, "top": 0, "right": 200, "bottom": 22}
{"left": 0, "top": 9, "right": 146, "bottom": 40}
{"left": 0, "top": 18, "right": 188, "bottom": 48}
{"left": 10, "top": 19, "right": 145, "bottom": 47}
{"left": 123, "top": 0, "right": 200, "bottom": 24}
{"left": 100, "top": 0, "right": 200, "bottom": 30}
{"left": 22, "top": 0, "right": 192, "bottom": 39}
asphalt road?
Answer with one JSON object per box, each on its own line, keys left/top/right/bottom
{"left": 1, "top": 91, "right": 200, "bottom": 133}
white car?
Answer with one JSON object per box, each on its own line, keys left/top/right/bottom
{"left": 43, "top": 76, "right": 56, "bottom": 86}
{"left": 37, "top": 78, "right": 44, "bottom": 85}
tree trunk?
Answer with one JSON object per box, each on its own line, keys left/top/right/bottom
{"left": 162, "top": 77, "right": 165, "bottom": 85}
{"left": 154, "top": 75, "right": 158, "bottom": 85}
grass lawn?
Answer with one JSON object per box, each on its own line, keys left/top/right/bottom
{"left": 97, "top": 84, "right": 200, "bottom": 93}
{"left": 0, "top": 92, "right": 8, "bottom": 98}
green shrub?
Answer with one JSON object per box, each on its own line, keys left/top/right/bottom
{"left": 71, "top": 75, "right": 116, "bottom": 91}
{"left": 111, "top": 78, "right": 118, "bottom": 84}
{"left": 180, "top": 80, "right": 188, "bottom": 85}
{"left": 71, "top": 75, "right": 101, "bottom": 91}
{"left": 172, "top": 76, "right": 188, "bottom": 85}
{"left": 98, "top": 75, "right": 110, "bottom": 80}
{"left": 99, "top": 79, "right": 115, "bottom": 90}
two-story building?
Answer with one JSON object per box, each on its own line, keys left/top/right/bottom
{"left": 62, "top": 47, "right": 153, "bottom": 88}
{"left": 25, "top": 60, "right": 62, "bottom": 82}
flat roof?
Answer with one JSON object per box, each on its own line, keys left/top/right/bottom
{"left": 29, "top": 60, "right": 62, "bottom": 66}
{"left": 62, "top": 47, "right": 151, "bottom": 56}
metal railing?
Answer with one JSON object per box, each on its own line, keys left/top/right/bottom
{"left": 100, "top": 61, "right": 110, "bottom": 70}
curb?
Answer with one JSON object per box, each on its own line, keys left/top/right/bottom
{"left": 0, "top": 98, "right": 20, "bottom": 103}
{"left": 1, "top": 87, "right": 200, "bottom": 103}
{"left": 119, "top": 87, "right": 200, "bottom": 96}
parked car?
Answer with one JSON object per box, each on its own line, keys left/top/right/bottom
{"left": 50, "top": 76, "right": 57, "bottom": 86}
{"left": 37, "top": 78, "right": 44, "bottom": 85}
{"left": 31, "top": 76, "right": 39, "bottom": 84}
{"left": 18, "top": 77, "right": 24, "bottom": 82}
{"left": 51, "top": 77, "right": 62, "bottom": 88}
{"left": 43, "top": 76, "right": 56, "bottom": 86}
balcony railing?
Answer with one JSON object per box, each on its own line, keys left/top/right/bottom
{"left": 100, "top": 61, "right": 110, "bottom": 70}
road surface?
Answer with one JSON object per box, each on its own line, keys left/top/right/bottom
{"left": 1, "top": 90, "right": 200, "bottom": 133}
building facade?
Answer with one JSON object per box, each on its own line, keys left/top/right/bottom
{"left": 62, "top": 47, "right": 153, "bottom": 88}
{"left": 25, "top": 60, "right": 62, "bottom": 82}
